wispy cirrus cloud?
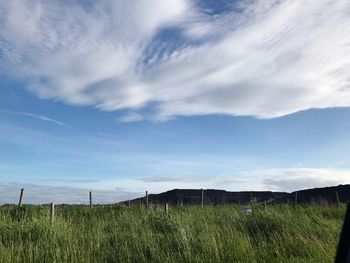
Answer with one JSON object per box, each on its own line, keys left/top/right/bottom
{"left": 0, "top": 0, "right": 349, "bottom": 120}
{"left": 0, "top": 110, "right": 67, "bottom": 126}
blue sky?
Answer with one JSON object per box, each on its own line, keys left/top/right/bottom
{"left": 1, "top": 0, "right": 350, "bottom": 203}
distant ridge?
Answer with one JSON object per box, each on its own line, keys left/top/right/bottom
{"left": 286, "top": 184, "right": 350, "bottom": 204}
{"left": 122, "top": 184, "right": 350, "bottom": 206}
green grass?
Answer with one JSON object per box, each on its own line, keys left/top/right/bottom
{"left": 0, "top": 204, "right": 345, "bottom": 263}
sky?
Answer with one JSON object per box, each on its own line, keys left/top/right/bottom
{"left": 1, "top": 0, "right": 350, "bottom": 203}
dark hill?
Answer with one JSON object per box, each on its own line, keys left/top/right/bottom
{"left": 124, "top": 189, "right": 288, "bottom": 206}
{"left": 283, "top": 184, "right": 350, "bottom": 204}
{"left": 123, "top": 184, "right": 350, "bottom": 206}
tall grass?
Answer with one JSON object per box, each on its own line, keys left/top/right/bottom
{"left": 0, "top": 204, "right": 345, "bottom": 262}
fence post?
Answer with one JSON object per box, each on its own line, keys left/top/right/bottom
{"left": 201, "top": 188, "right": 204, "bottom": 207}
{"left": 89, "top": 191, "right": 93, "bottom": 209}
{"left": 336, "top": 192, "right": 341, "bottom": 208}
{"left": 50, "top": 202, "right": 55, "bottom": 223}
{"left": 18, "top": 188, "right": 24, "bottom": 206}
{"left": 145, "top": 191, "right": 149, "bottom": 209}
{"left": 165, "top": 203, "right": 169, "bottom": 216}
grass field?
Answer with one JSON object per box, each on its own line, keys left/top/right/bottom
{"left": 0, "top": 204, "right": 345, "bottom": 263}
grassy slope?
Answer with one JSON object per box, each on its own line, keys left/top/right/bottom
{"left": 0, "top": 204, "right": 345, "bottom": 263}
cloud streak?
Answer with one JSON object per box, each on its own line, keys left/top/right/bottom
{"left": 0, "top": 110, "right": 67, "bottom": 126}
{"left": 0, "top": 0, "right": 349, "bottom": 120}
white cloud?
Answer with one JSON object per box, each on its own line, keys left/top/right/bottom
{"left": 0, "top": 0, "right": 350, "bottom": 119}
{"left": 118, "top": 112, "right": 144, "bottom": 123}
{"left": 234, "top": 168, "right": 350, "bottom": 192}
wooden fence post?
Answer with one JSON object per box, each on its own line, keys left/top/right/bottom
{"left": 89, "top": 191, "right": 93, "bottom": 209}
{"left": 50, "top": 202, "right": 55, "bottom": 223}
{"left": 336, "top": 192, "right": 341, "bottom": 208}
{"left": 201, "top": 188, "right": 204, "bottom": 207}
{"left": 145, "top": 191, "right": 149, "bottom": 208}
{"left": 165, "top": 203, "right": 169, "bottom": 216}
{"left": 18, "top": 188, "right": 24, "bottom": 206}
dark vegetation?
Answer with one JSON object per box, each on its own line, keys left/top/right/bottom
{"left": 0, "top": 204, "right": 346, "bottom": 262}
{"left": 0, "top": 185, "right": 348, "bottom": 262}
{"left": 124, "top": 184, "right": 350, "bottom": 206}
